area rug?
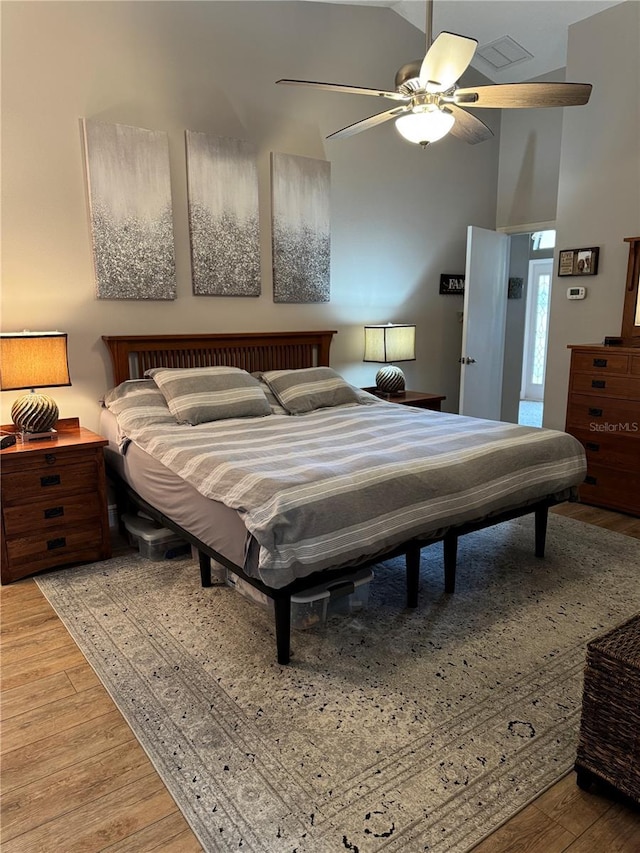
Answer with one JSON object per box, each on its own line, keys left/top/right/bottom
{"left": 36, "top": 515, "right": 640, "bottom": 853}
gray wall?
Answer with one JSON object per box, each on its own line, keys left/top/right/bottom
{"left": 544, "top": 0, "right": 640, "bottom": 428}
{"left": 0, "top": 0, "right": 501, "bottom": 430}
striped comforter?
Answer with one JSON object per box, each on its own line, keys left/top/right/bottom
{"left": 111, "top": 399, "right": 587, "bottom": 588}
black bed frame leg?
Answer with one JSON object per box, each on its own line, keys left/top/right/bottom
{"left": 406, "top": 543, "right": 421, "bottom": 608}
{"left": 443, "top": 534, "right": 458, "bottom": 593}
{"left": 273, "top": 596, "right": 291, "bottom": 665}
{"left": 198, "top": 551, "right": 212, "bottom": 587}
{"left": 535, "top": 505, "right": 549, "bottom": 558}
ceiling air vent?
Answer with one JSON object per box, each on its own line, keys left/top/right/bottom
{"left": 476, "top": 36, "right": 533, "bottom": 70}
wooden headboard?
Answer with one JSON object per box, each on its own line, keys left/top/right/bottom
{"left": 102, "top": 331, "right": 337, "bottom": 386}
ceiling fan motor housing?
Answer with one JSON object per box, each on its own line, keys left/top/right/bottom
{"left": 395, "top": 61, "right": 423, "bottom": 92}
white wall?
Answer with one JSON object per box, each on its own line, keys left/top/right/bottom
{"left": 0, "top": 0, "right": 501, "bottom": 431}
{"left": 544, "top": 0, "right": 640, "bottom": 429}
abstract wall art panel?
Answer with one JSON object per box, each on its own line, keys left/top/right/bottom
{"left": 82, "top": 119, "right": 176, "bottom": 300}
{"left": 186, "top": 132, "right": 261, "bottom": 297}
{"left": 271, "top": 152, "right": 330, "bottom": 303}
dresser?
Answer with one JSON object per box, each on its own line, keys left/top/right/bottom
{"left": 565, "top": 345, "right": 640, "bottom": 516}
{"left": 1, "top": 418, "right": 112, "bottom": 583}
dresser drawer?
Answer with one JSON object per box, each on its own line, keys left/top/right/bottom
{"left": 570, "top": 374, "right": 640, "bottom": 400}
{"left": 566, "top": 394, "right": 640, "bottom": 432}
{"left": 571, "top": 352, "right": 629, "bottom": 375}
{"left": 2, "top": 491, "right": 105, "bottom": 537}
{"left": 1, "top": 460, "right": 98, "bottom": 504}
{"left": 579, "top": 465, "right": 640, "bottom": 515}
{"left": 568, "top": 429, "right": 640, "bottom": 472}
{"left": 3, "top": 522, "right": 108, "bottom": 575}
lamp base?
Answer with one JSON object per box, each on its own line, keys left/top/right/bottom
{"left": 20, "top": 429, "right": 58, "bottom": 443}
{"left": 375, "top": 365, "right": 406, "bottom": 395}
{"left": 11, "top": 391, "right": 59, "bottom": 434}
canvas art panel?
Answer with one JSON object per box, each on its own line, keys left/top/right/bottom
{"left": 271, "top": 152, "right": 330, "bottom": 303}
{"left": 186, "top": 132, "right": 261, "bottom": 296}
{"left": 82, "top": 119, "right": 176, "bottom": 300}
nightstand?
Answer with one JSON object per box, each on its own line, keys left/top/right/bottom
{"left": 363, "top": 388, "right": 446, "bottom": 411}
{"left": 1, "top": 418, "right": 112, "bottom": 584}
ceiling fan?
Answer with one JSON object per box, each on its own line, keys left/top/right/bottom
{"left": 276, "top": 0, "right": 592, "bottom": 147}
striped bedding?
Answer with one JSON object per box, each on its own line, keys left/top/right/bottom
{"left": 107, "top": 397, "right": 587, "bottom": 588}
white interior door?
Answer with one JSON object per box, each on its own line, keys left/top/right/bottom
{"left": 521, "top": 258, "right": 553, "bottom": 402}
{"left": 459, "top": 225, "right": 510, "bottom": 419}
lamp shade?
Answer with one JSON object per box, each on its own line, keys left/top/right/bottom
{"left": 363, "top": 324, "right": 416, "bottom": 364}
{"left": 0, "top": 332, "right": 71, "bottom": 391}
{"left": 0, "top": 332, "right": 71, "bottom": 435}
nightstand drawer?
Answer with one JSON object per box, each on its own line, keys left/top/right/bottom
{"left": 2, "top": 491, "right": 105, "bottom": 537}
{"left": 3, "top": 522, "right": 107, "bottom": 573}
{"left": 1, "top": 460, "right": 98, "bottom": 504}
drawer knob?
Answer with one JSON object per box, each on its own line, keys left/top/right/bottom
{"left": 584, "top": 475, "right": 597, "bottom": 485}
{"left": 588, "top": 407, "right": 603, "bottom": 417}
{"left": 45, "top": 454, "right": 57, "bottom": 466}
{"left": 591, "top": 380, "right": 605, "bottom": 389}
{"left": 40, "top": 474, "right": 61, "bottom": 488}
{"left": 586, "top": 442, "right": 600, "bottom": 452}
{"left": 592, "top": 358, "right": 607, "bottom": 368}
{"left": 44, "top": 506, "right": 64, "bottom": 519}
{"left": 47, "top": 537, "right": 67, "bottom": 551}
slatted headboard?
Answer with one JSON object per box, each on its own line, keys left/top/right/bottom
{"left": 102, "top": 331, "right": 337, "bottom": 386}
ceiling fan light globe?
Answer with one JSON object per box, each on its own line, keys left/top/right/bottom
{"left": 395, "top": 109, "right": 455, "bottom": 145}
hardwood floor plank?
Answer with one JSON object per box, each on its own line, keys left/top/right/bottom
{"left": 1, "top": 740, "right": 154, "bottom": 842}
{"left": 470, "top": 802, "right": 575, "bottom": 852}
{"left": 1, "top": 643, "right": 87, "bottom": 691}
{"left": 533, "top": 771, "right": 612, "bottom": 836}
{"left": 0, "top": 595, "right": 57, "bottom": 629}
{"left": 1, "top": 686, "right": 115, "bottom": 754}
{"left": 563, "top": 802, "right": 640, "bottom": 852}
{"left": 0, "top": 578, "right": 43, "bottom": 605}
{"left": 1, "top": 710, "right": 136, "bottom": 793}
{"left": 0, "top": 623, "right": 75, "bottom": 662}
{"left": 1, "top": 671, "right": 76, "bottom": 721}
{"left": 102, "top": 812, "right": 203, "bottom": 852}
{"left": 0, "top": 775, "right": 180, "bottom": 853}
{"left": 65, "top": 661, "right": 101, "bottom": 692}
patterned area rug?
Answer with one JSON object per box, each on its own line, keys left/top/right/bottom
{"left": 36, "top": 515, "right": 640, "bottom": 853}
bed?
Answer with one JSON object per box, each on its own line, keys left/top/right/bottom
{"left": 101, "top": 331, "right": 586, "bottom": 664}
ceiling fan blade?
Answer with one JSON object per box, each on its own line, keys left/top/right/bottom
{"left": 419, "top": 31, "right": 477, "bottom": 92}
{"left": 452, "top": 82, "right": 593, "bottom": 109}
{"left": 327, "top": 105, "right": 411, "bottom": 140}
{"left": 447, "top": 105, "right": 494, "bottom": 145}
{"left": 276, "top": 79, "right": 408, "bottom": 101}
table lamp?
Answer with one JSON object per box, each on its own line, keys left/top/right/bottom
{"left": 0, "top": 331, "right": 71, "bottom": 440}
{"left": 363, "top": 323, "right": 416, "bottom": 396}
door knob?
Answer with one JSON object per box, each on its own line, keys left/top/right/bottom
{"left": 459, "top": 356, "right": 477, "bottom": 364}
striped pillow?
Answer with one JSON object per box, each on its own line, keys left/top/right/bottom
{"left": 261, "top": 367, "right": 360, "bottom": 415}
{"left": 146, "top": 367, "right": 271, "bottom": 425}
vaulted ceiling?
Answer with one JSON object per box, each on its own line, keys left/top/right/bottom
{"left": 302, "top": 1, "right": 623, "bottom": 82}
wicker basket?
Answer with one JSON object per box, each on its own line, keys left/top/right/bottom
{"left": 575, "top": 613, "right": 640, "bottom": 803}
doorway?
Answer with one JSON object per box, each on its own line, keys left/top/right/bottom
{"left": 518, "top": 257, "right": 553, "bottom": 426}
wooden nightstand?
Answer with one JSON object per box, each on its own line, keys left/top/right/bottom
{"left": 1, "top": 418, "right": 112, "bottom": 584}
{"left": 363, "top": 388, "right": 446, "bottom": 411}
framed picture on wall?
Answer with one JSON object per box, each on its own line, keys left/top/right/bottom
{"left": 558, "top": 247, "right": 599, "bottom": 276}
{"left": 439, "top": 274, "right": 465, "bottom": 295}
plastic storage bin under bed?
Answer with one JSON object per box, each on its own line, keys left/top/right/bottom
{"left": 122, "top": 513, "right": 191, "bottom": 560}
{"left": 227, "top": 567, "right": 374, "bottom": 630}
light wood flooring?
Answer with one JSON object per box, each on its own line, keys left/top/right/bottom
{"left": 1, "top": 503, "right": 639, "bottom": 852}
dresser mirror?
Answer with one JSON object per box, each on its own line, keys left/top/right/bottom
{"left": 621, "top": 236, "right": 640, "bottom": 343}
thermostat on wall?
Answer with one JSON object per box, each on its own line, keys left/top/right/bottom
{"left": 567, "top": 285, "right": 586, "bottom": 300}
